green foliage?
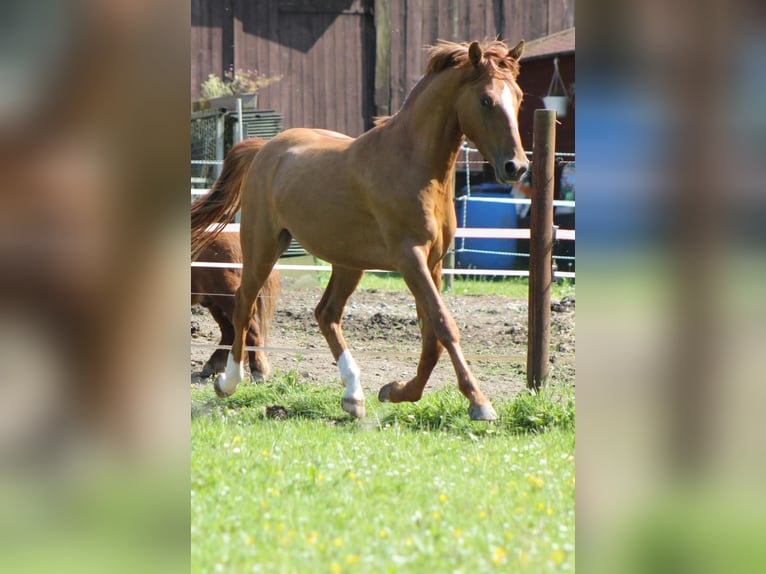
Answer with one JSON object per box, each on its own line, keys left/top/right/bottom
{"left": 502, "top": 383, "right": 575, "bottom": 433}
{"left": 199, "top": 67, "right": 282, "bottom": 100}
{"left": 191, "top": 373, "right": 575, "bottom": 572}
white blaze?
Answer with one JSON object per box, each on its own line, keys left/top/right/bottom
{"left": 500, "top": 83, "right": 518, "bottom": 131}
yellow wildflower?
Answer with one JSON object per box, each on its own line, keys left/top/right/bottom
{"left": 551, "top": 550, "right": 565, "bottom": 564}
{"left": 492, "top": 546, "right": 507, "bottom": 565}
{"left": 526, "top": 475, "right": 544, "bottom": 489}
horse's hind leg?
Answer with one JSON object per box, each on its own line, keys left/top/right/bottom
{"left": 378, "top": 263, "right": 444, "bottom": 403}
{"left": 314, "top": 266, "right": 365, "bottom": 418}
{"left": 215, "top": 233, "right": 288, "bottom": 398}
{"left": 207, "top": 294, "right": 269, "bottom": 381}
{"left": 201, "top": 303, "right": 234, "bottom": 378}
{"left": 214, "top": 267, "right": 272, "bottom": 397}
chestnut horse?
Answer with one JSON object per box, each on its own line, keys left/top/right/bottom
{"left": 191, "top": 230, "right": 279, "bottom": 379}
{"left": 191, "top": 40, "right": 528, "bottom": 420}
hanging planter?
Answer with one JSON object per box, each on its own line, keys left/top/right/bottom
{"left": 542, "top": 57, "right": 570, "bottom": 118}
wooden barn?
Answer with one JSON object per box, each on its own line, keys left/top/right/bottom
{"left": 517, "top": 27, "right": 575, "bottom": 154}
{"left": 191, "top": 0, "right": 576, "bottom": 138}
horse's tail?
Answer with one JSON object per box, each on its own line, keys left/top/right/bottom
{"left": 257, "top": 269, "right": 280, "bottom": 343}
{"left": 191, "top": 138, "right": 268, "bottom": 260}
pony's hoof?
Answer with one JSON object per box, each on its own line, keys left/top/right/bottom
{"left": 342, "top": 397, "right": 366, "bottom": 419}
{"left": 469, "top": 403, "right": 498, "bottom": 421}
{"left": 251, "top": 355, "right": 270, "bottom": 381}
{"left": 200, "top": 363, "right": 219, "bottom": 379}
{"left": 213, "top": 375, "right": 234, "bottom": 398}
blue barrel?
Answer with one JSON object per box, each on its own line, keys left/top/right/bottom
{"left": 454, "top": 184, "right": 517, "bottom": 270}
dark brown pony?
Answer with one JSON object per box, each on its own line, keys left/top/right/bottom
{"left": 191, "top": 231, "right": 279, "bottom": 379}
{"left": 191, "top": 40, "right": 528, "bottom": 420}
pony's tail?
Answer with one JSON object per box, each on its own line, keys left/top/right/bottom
{"left": 191, "top": 138, "right": 268, "bottom": 260}
{"left": 256, "top": 269, "right": 281, "bottom": 343}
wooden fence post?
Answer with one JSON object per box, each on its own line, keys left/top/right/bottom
{"left": 527, "top": 109, "right": 556, "bottom": 390}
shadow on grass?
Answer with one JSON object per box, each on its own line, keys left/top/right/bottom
{"left": 192, "top": 371, "right": 574, "bottom": 436}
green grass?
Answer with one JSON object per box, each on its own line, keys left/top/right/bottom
{"left": 191, "top": 374, "right": 575, "bottom": 573}
{"left": 281, "top": 254, "right": 575, "bottom": 299}
{"left": 315, "top": 270, "right": 575, "bottom": 300}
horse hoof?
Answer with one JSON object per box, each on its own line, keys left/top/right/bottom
{"left": 469, "top": 403, "right": 498, "bottom": 421}
{"left": 378, "top": 382, "right": 403, "bottom": 403}
{"left": 201, "top": 363, "right": 223, "bottom": 379}
{"left": 214, "top": 375, "right": 234, "bottom": 398}
{"left": 342, "top": 397, "right": 366, "bottom": 419}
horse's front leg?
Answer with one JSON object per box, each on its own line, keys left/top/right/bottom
{"left": 384, "top": 245, "right": 498, "bottom": 421}
{"left": 378, "top": 262, "right": 444, "bottom": 403}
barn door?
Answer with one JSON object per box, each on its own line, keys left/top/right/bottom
{"left": 253, "top": 0, "right": 375, "bottom": 136}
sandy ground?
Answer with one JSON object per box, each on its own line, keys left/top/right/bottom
{"left": 191, "top": 276, "right": 574, "bottom": 403}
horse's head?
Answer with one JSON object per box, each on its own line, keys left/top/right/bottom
{"left": 453, "top": 40, "right": 529, "bottom": 184}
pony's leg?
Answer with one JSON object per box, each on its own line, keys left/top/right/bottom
{"left": 201, "top": 303, "right": 233, "bottom": 378}
{"left": 245, "top": 313, "right": 270, "bottom": 381}
{"left": 378, "top": 263, "right": 444, "bottom": 402}
{"left": 386, "top": 247, "right": 497, "bottom": 421}
{"left": 314, "top": 266, "right": 365, "bottom": 418}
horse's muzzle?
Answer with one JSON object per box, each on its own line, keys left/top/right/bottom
{"left": 501, "top": 159, "right": 529, "bottom": 183}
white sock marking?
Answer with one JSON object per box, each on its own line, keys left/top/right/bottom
{"left": 218, "top": 353, "right": 244, "bottom": 395}
{"left": 338, "top": 350, "right": 363, "bottom": 401}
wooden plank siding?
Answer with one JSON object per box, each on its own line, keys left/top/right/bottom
{"left": 191, "top": 0, "right": 574, "bottom": 139}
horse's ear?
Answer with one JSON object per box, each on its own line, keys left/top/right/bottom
{"left": 468, "top": 41, "right": 483, "bottom": 68}
{"left": 507, "top": 40, "right": 525, "bottom": 61}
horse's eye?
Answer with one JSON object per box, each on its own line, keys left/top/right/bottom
{"left": 480, "top": 95, "right": 492, "bottom": 108}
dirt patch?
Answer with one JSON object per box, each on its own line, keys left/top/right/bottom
{"left": 191, "top": 285, "right": 575, "bottom": 401}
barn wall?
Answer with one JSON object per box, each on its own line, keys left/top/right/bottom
{"left": 191, "top": 0, "right": 575, "bottom": 138}
{"left": 518, "top": 54, "right": 575, "bottom": 153}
